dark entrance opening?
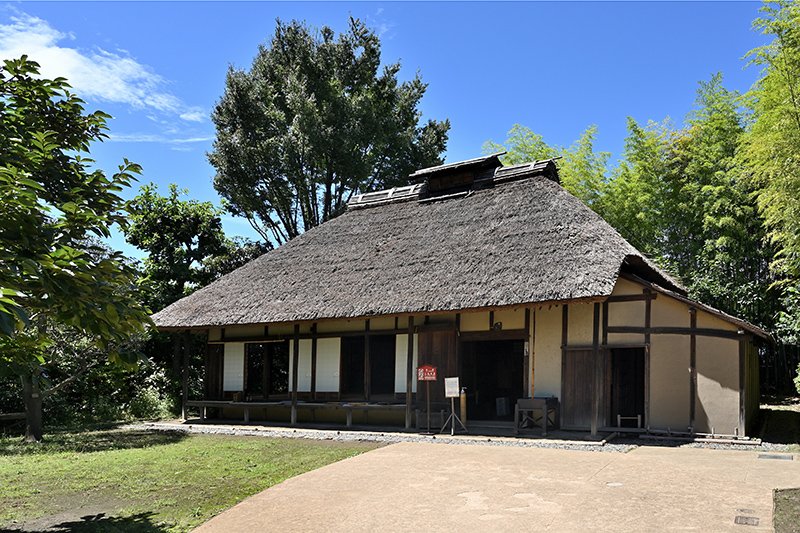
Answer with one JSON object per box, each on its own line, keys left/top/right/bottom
{"left": 340, "top": 337, "right": 365, "bottom": 398}
{"left": 369, "top": 335, "right": 396, "bottom": 398}
{"left": 460, "top": 339, "right": 525, "bottom": 421}
{"left": 610, "top": 347, "right": 646, "bottom": 428}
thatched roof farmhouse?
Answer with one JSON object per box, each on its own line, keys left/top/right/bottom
{"left": 154, "top": 154, "right": 767, "bottom": 439}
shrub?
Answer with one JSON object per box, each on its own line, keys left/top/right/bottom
{"left": 129, "top": 387, "right": 175, "bottom": 420}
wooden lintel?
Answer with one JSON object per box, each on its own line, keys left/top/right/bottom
{"left": 606, "top": 325, "right": 743, "bottom": 340}
{"left": 459, "top": 329, "right": 528, "bottom": 342}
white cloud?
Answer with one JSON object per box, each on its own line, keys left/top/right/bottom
{"left": 0, "top": 12, "right": 204, "bottom": 121}
{"left": 179, "top": 109, "right": 207, "bottom": 122}
{"left": 109, "top": 133, "right": 213, "bottom": 144}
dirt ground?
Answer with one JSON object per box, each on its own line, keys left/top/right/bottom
{"left": 196, "top": 441, "right": 799, "bottom": 533}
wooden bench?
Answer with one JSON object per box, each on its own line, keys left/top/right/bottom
{"left": 0, "top": 412, "right": 25, "bottom": 422}
{"left": 186, "top": 400, "right": 407, "bottom": 427}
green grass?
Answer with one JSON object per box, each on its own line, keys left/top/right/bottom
{"left": 774, "top": 488, "right": 800, "bottom": 533}
{"left": 0, "top": 428, "right": 380, "bottom": 532}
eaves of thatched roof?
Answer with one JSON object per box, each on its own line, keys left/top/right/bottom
{"left": 153, "top": 160, "right": 684, "bottom": 329}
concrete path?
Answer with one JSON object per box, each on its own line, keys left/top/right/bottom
{"left": 195, "top": 442, "right": 799, "bottom": 532}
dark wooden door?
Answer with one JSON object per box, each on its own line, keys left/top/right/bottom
{"left": 561, "top": 349, "right": 594, "bottom": 429}
{"left": 417, "top": 328, "right": 457, "bottom": 405}
{"left": 205, "top": 344, "right": 224, "bottom": 400}
{"left": 610, "top": 348, "right": 645, "bottom": 427}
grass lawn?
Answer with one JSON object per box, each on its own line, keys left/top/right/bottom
{"left": 774, "top": 488, "right": 800, "bottom": 533}
{"left": 0, "top": 428, "right": 380, "bottom": 532}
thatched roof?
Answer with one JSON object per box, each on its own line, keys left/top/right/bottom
{"left": 153, "top": 159, "right": 684, "bottom": 329}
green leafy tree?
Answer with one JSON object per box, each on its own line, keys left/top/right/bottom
{"left": 125, "top": 183, "right": 255, "bottom": 312}
{"left": 483, "top": 124, "right": 610, "bottom": 209}
{"left": 209, "top": 17, "right": 450, "bottom": 245}
{"left": 0, "top": 57, "right": 151, "bottom": 442}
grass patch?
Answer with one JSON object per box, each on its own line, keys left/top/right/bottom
{"left": 774, "top": 488, "right": 800, "bottom": 533}
{"left": 761, "top": 395, "right": 800, "bottom": 453}
{"left": 0, "top": 428, "right": 380, "bottom": 532}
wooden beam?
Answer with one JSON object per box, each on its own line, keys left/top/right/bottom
{"left": 601, "top": 301, "right": 608, "bottom": 346}
{"left": 489, "top": 310, "right": 495, "bottom": 329}
{"left": 310, "top": 323, "right": 318, "bottom": 401}
{"left": 405, "top": 316, "right": 415, "bottom": 429}
{"left": 459, "top": 329, "right": 528, "bottom": 342}
{"left": 291, "top": 324, "right": 299, "bottom": 425}
{"left": 605, "top": 326, "right": 744, "bottom": 340}
{"left": 591, "top": 303, "right": 601, "bottom": 436}
{"left": 689, "top": 308, "right": 697, "bottom": 432}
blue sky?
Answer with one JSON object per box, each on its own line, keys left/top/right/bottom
{"left": 0, "top": 1, "right": 768, "bottom": 257}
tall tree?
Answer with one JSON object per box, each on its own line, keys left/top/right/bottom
{"left": 124, "top": 183, "right": 266, "bottom": 312}
{"left": 739, "top": 0, "right": 800, "bottom": 341}
{"left": 209, "top": 17, "right": 450, "bottom": 245}
{"left": 0, "top": 57, "right": 151, "bottom": 441}
{"left": 483, "top": 124, "right": 610, "bottom": 209}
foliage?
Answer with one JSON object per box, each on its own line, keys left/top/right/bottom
{"left": 126, "top": 183, "right": 243, "bottom": 311}
{"left": 0, "top": 430, "right": 379, "bottom": 531}
{"left": 0, "top": 56, "right": 153, "bottom": 440}
{"left": 209, "top": 17, "right": 449, "bottom": 245}
{"left": 741, "top": 0, "right": 800, "bottom": 282}
{"left": 485, "top": 74, "right": 779, "bottom": 333}
{"left": 484, "top": 124, "right": 610, "bottom": 209}
{"left": 0, "top": 56, "right": 150, "bottom": 351}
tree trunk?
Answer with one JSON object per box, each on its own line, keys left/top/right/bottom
{"left": 21, "top": 372, "right": 43, "bottom": 443}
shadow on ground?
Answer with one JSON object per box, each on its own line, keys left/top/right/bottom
{"left": 761, "top": 407, "right": 800, "bottom": 445}
{"left": 1, "top": 512, "right": 169, "bottom": 533}
{"left": 0, "top": 429, "right": 187, "bottom": 456}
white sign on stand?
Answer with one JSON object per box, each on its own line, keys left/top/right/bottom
{"left": 444, "top": 377, "right": 460, "bottom": 398}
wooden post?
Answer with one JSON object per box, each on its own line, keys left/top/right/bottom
{"left": 525, "top": 308, "right": 532, "bottom": 398}
{"left": 591, "top": 303, "right": 601, "bottom": 436}
{"left": 644, "top": 289, "right": 652, "bottom": 428}
{"left": 689, "top": 307, "right": 697, "bottom": 432}
{"left": 739, "top": 337, "right": 747, "bottom": 436}
{"left": 291, "top": 324, "right": 299, "bottom": 425}
{"left": 405, "top": 316, "right": 415, "bottom": 429}
{"left": 310, "top": 323, "right": 318, "bottom": 401}
{"left": 364, "top": 319, "right": 370, "bottom": 401}
{"left": 181, "top": 331, "right": 190, "bottom": 420}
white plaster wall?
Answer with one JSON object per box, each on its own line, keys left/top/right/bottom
{"left": 649, "top": 335, "right": 691, "bottom": 430}
{"left": 225, "top": 325, "right": 262, "bottom": 339}
{"left": 316, "top": 338, "right": 340, "bottom": 392}
{"left": 289, "top": 340, "right": 312, "bottom": 392}
{"left": 370, "top": 316, "right": 395, "bottom": 331}
{"left": 317, "top": 318, "right": 368, "bottom": 333}
{"left": 460, "top": 311, "right": 489, "bottom": 332}
{"left": 567, "top": 302, "right": 594, "bottom": 345}
{"left": 696, "top": 336, "right": 739, "bottom": 434}
{"left": 394, "top": 333, "right": 418, "bottom": 393}
{"left": 223, "top": 342, "right": 244, "bottom": 391}
{"left": 533, "top": 306, "right": 562, "bottom": 398}
{"left": 495, "top": 308, "right": 526, "bottom": 330}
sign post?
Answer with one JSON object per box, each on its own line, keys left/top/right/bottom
{"left": 417, "top": 365, "right": 437, "bottom": 433}
{"left": 441, "top": 376, "right": 468, "bottom": 435}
